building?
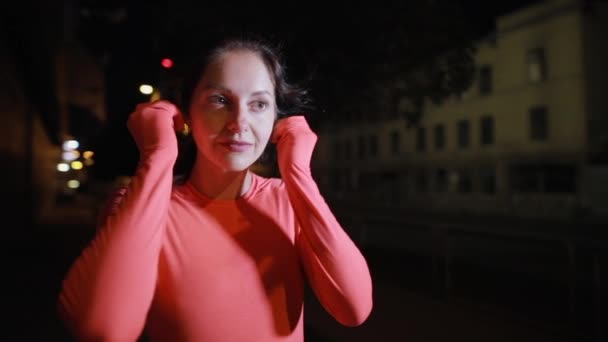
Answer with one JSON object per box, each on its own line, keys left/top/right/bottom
{"left": 1, "top": 0, "right": 108, "bottom": 228}
{"left": 313, "top": 0, "right": 608, "bottom": 219}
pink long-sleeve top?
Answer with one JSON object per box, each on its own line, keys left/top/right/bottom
{"left": 58, "top": 117, "right": 373, "bottom": 341}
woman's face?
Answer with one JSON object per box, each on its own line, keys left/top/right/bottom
{"left": 189, "top": 50, "right": 276, "bottom": 172}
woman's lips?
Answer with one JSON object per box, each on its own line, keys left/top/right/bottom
{"left": 219, "top": 141, "right": 253, "bottom": 152}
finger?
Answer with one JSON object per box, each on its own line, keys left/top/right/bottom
{"left": 270, "top": 118, "right": 286, "bottom": 143}
{"left": 173, "top": 111, "right": 186, "bottom": 133}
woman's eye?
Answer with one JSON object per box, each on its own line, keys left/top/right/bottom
{"left": 209, "top": 95, "right": 227, "bottom": 105}
{"left": 251, "top": 101, "right": 268, "bottom": 111}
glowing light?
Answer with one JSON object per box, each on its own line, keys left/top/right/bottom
{"left": 139, "top": 84, "right": 154, "bottom": 95}
{"left": 57, "top": 163, "right": 70, "bottom": 172}
{"left": 63, "top": 140, "right": 79, "bottom": 151}
{"left": 71, "top": 161, "right": 84, "bottom": 170}
{"left": 84, "top": 158, "right": 95, "bottom": 166}
{"left": 67, "top": 180, "right": 80, "bottom": 189}
{"left": 83, "top": 151, "right": 94, "bottom": 159}
{"left": 62, "top": 150, "right": 80, "bottom": 161}
{"left": 161, "top": 58, "right": 173, "bottom": 69}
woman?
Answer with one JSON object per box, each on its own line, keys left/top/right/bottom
{"left": 58, "top": 37, "right": 373, "bottom": 341}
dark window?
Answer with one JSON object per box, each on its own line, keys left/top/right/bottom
{"left": 344, "top": 140, "right": 352, "bottom": 160}
{"left": 457, "top": 120, "right": 470, "bottom": 148}
{"left": 435, "top": 168, "right": 448, "bottom": 193}
{"left": 509, "top": 163, "right": 576, "bottom": 193}
{"left": 458, "top": 170, "right": 473, "bottom": 193}
{"left": 416, "top": 170, "right": 428, "bottom": 192}
{"left": 544, "top": 164, "right": 576, "bottom": 193}
{"left": 479, "top": 65, "right": 493, "bottom": 95}
{"left": 510, "top": 164, "right": 541, "bottom": 192}
{"left": 480, "top": 167, "right": 496, "bottom": 194}
{"left": 390, "top": 131, "right": 400, "bottom": 155}
{"left": 331, "top": 171, "right": 342, "bottom": 191}
{"left": 529, "top": 106, "right": 548, "bottom": 141}
{"left": 333, "top": 141, "right": 341, "bottom": 160}
{"left": 480, "top": 116, "right": 494, "bottom": 145}
{"left": 527, "top": 48, "right": 547, "bottom": 83}
{"left": 416, "top": 127, "right": 426, "bottom": 152}
{"left": 434, "top": 124, "right": 445, "bottom": 150}
{"left": 357, "top": 136, "right": 365, "bottom": 158}
{"left": 369, "top": 135, "right": 378, "bottom": 156}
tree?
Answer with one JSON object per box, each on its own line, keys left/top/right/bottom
{"left": 159, "top": 0, "right": 477, "bottom": 127}
{"left": 75, "top": 0, "right": 480, "bottom": 178}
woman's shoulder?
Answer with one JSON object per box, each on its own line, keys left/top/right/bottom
{"left": 249, "top": 173, "right": 287, "bottom": 198}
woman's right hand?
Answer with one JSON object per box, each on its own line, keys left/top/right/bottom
{"left": 127, "top": 100, "right": 185, "bottom": 157}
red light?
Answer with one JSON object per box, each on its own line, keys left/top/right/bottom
{"left": 161, "top": 58, "right": 173, "bottom": 69}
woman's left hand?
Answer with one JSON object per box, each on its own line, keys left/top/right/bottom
{"left": 271, "top": 115, "right": 317, "bottom": 174}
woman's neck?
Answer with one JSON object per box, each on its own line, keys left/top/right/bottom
{"left": 188, "top": 155, "right": 252, "bottom": 200}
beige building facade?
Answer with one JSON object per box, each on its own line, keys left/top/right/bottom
{"left": 314, "top": 0, "right": 608, "bottom": 219}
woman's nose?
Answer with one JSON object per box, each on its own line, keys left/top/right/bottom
{"left": 226, "top": 104, "right": 249, "bottom": 133}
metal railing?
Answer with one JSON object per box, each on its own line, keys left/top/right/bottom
{"left": 333, "top": 204, "right": 606, "bottom": 342}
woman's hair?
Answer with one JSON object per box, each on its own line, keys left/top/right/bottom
{"left": 172, "top": 35, "right": 313, "bottom": 183}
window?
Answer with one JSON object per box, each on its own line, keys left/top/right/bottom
{"left": 479, "top": 65, "right": 493, "bottom": 95}
{"left": 480, "top": 166, "right": 496, "bottom": 194}
{"left": 390, "top": 131, "right": 400, "bottom": 155}
{"left": 344, "top": 140, "right": 352, "bottom": 160}
{"left": 480, "top": 116, "right": 494, "bottom": 145}
{"left": 529, "top": 106, "right": 548, "bottom": 141}
{"left": 357, "top": 136, "right": 365, "bottom": 158}
{"left": 457, "top": 120, "right": 470, "bottom": 148}
{"left": 509, "top": 163, "right": 576, "bottom": 193}
{"left": 510, "top": 164, "right": 541, "bottom": 192}
{"left": 457, "top": 169, "right": 473, "bottom": 193}
{"left": 333, "top": 141, "right": 341, "bottom": 160}
{"left": 369, "top": 135, "right": 378, "bottom": 156}
{"left": 527, "top": 48, "right": 547, "bottom": 83}
{"left": 416, "top": 127, "right": 426, "bottom": 152}
{"left": 544, "top": 164, "right": 576, "bottom": 193}
{"left": 415, "top": 170, "right": 428, "bottom": 192}
{"left": 435, "top": 168, "right": 448, "bottom": 192}
{"left": 434, "top": 124, "right": 445, "bottom": 150}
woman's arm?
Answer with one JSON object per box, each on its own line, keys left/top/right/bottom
{"left": 272, "top": 116, "right": 373, "bottom": 327}
{"left": 57, "top": 101, "right": 183, "bottom": 341}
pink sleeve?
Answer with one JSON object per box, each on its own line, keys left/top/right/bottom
{"left": 57, "top": 150, "right": 175, "bottom": 341}
{"left": 274, "top": 117, "right": 373, "bottom": 327}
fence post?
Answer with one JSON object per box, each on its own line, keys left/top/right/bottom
{"left": 431, "top": 226, "right": 442, "bottom": 298}
{"left": 444, "top": 234, "right": 453, "bottom": 301}
{"left": 593, "top": 252, "right": 603, "bottom": 342}
{"left": 566, "top": 242, "right": 577, "bottom": 333}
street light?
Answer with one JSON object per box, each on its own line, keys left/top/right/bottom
{"left": 57, "top": 163, "right": 70, "bottom": 172}
{"left": 139, "top": 84, "right": 154, "bottom": 95}
{"left": 63, "top": 139, "right": 79, "bottom": 151}
{"left": 161, "top": 58, "right": 173, "bottom": 69}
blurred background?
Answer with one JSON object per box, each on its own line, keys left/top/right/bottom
{"left": 2, "top": 0, "right": 607, "bottom": 341}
